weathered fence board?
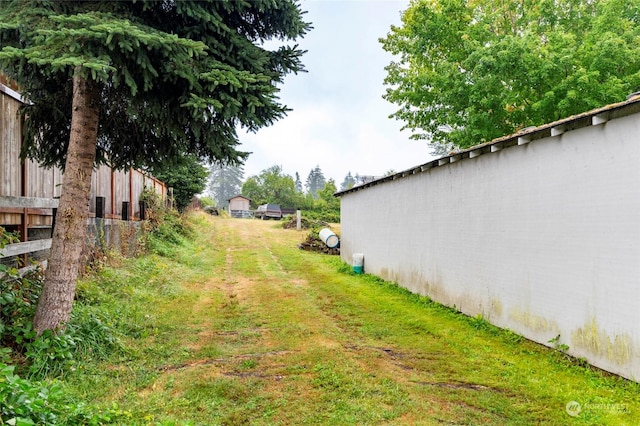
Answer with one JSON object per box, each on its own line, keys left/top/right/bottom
{"left": 0, "top": 239, "right": 51, "bottom": 259}
{"left": 1, "top": 83, "right": 168, "bottom": 228}
{"left": 0, "top": 86, "right": 23, "bottom": 226}
{"left": 0, "top": 195, "right": 59, "bottom": 209}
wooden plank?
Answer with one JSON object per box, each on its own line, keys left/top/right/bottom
{"left": 0, "top": 195, "right": 59, "bottom": 209}
{"left": 1, "top": 92, "right": 23, "bottom": 197}
{"left": 0, "top": 260, "right": 47, "bottom": 280}
{"left": 0, "top": 207, "right": 54, "bottom": 215}
{"left": 0, "top": 238, "right": 51, "bottom": 258}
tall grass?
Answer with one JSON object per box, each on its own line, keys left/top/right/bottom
{"left": 3, "top": 213, "right": 638, "bottom": 424}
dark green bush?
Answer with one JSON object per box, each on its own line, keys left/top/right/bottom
{"left": 0, "top": 263, "right": 121, "bottom": 378}
{"left": 0, "top": 362, "right": 129, "bottom": 425}
{"left": 0, "top": 268, "right": 42, "bottom": 357}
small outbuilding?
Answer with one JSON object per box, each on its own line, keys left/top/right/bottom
{"left": 228, "top": 195, "right": 252, "bottom": 218}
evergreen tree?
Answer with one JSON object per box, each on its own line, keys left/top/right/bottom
{"left": 0, "top": 0, "right": 309, "bottom": 333}
{"left": 294, "top": 172, "right": 304, "bottom": 193}
{"left": 340, "top": 172, "right": 356, "bottom": 191}
{"left": 305, "top": 165, "right": 326, "bottom": 199}
{"left": 208, "top": 162, "right": 244, "bottom": 209}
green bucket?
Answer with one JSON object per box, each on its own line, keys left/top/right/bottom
{"left": 352, "top": 253, "right": 364, "bottom": 274}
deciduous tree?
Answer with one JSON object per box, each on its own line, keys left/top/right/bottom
{"left": 0, "top": 0, "right": 309, "bottom": 333}
{"left": 381, "top": 0, "right": 640, "bottom": 150}
{"left": 317, "top": 179, "right": 339, "bottom": 211}
{"left": 152, "top": 155, "right": 208, "bottom": 212}
{"left": 241, "top": 165, "right": 299, "bottom": 208}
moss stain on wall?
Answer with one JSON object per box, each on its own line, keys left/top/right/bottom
{"left": 508, "top": 307, "right": 557, "bottom": 333}
{"left": 571, "top": 317, "right": 633, "bottom": 365}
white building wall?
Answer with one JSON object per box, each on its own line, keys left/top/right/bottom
{"left": 340, "top": 111, "right": 640, "bottom": 381}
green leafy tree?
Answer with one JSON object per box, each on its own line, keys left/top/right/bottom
{"left": 381, "top": 0, "right": 640, "bottom": 151}
{"left": 152, "top": 155, "right": 208, "bottom": 212}
{"left": 305, "top": 165, "right": 326, "bottom": 199}
{"left": 241, "top": 165, "right": 299, "bottom": 208}
{"left": 241, "top": 178, "right": 262, "bottom": 208}
{"left": 317, "top": 179, "right": 340, "bottom": 211}
{"left": 208, "top": 162, "right": 244, "bottom": 209}
{"left": 0, "top": 0, "right": 308, "bottom": 333}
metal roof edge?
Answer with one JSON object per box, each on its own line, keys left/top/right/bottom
{"left": 335, "top": 95, "right": 640, "bottom": 197}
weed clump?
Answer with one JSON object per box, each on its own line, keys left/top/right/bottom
{"left": 0, "top": 191, "right": 192, "bottom": 423}
{"left": 141, "top": 189, "right": 194, "bottom": 257}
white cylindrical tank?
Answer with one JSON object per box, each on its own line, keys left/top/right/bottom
{"left": 319, "top": 228, "right": 339, "bottom": 248}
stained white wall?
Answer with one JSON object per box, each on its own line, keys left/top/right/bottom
{"left": 340, "top": 111, "right": 640, "bottom": 381}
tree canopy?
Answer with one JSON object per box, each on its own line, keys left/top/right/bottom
{"left": 0, "top": 0, "right": 310, "bottom": 170}
{"left": 208, "top": 162, "right": 244, "bottom": 209}
{"left": 305, "top": 165, "right": 326, "bottom": 199}
{"left": 317, "top": 179, "right": 339, "bottom": 211}
{"left": 294, "top": 172, "right": 304, "bottom": 193}
{"left": 340, "top": 172, "right": 356, "bottom": 191}
{"left": 0, "top": 0, "right": 309, "bottom": 333}
{"left": 242, "top": 165, "right": 301, "bottom": 208}
{"left": 152, "top": 155, "right": 208, "bottom": 211}
{"left": 380, "top": 0, "right": 640, "bottom": 150}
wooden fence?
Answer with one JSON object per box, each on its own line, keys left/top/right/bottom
{"left": 0, "top": 80, "right": 168, "bottom": 254}
{"left": 0, "top": 196, "right": 57, "bottom": 266}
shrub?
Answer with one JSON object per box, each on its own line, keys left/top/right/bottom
{"left": 1, "top": 265, "right": 122, "bottom": 379}
{"left": 0, "top": 268, "right": 42, "bottom": 358}
{"left": 0, "top": 362, "right": 129, "bottom": 425}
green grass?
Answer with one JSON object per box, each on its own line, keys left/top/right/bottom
{"left": 58, "top": 212, "right": 640, "bottom": 425}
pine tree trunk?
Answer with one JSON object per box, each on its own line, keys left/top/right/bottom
{"left": 33, "top": 70, "right": 99, "bottom": 334}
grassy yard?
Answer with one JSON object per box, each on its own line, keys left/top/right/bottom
{"left": 63, "top": 212, "right": 639, "bottom": 425}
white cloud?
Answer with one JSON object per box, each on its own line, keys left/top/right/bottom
{"left": 239, "top": 0, "right": 434, "bottom": 184}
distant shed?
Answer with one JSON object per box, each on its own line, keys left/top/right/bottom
{"left": 228, "top": 195, "right": 252, "bottom": 218}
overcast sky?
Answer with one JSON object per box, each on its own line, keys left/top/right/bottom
{"left": 238, "top": 0, "right": 434, "bottom": 186}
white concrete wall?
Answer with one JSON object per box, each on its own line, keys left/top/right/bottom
{"left": 340, "top": 111, "right": 640, "bottom": 381}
